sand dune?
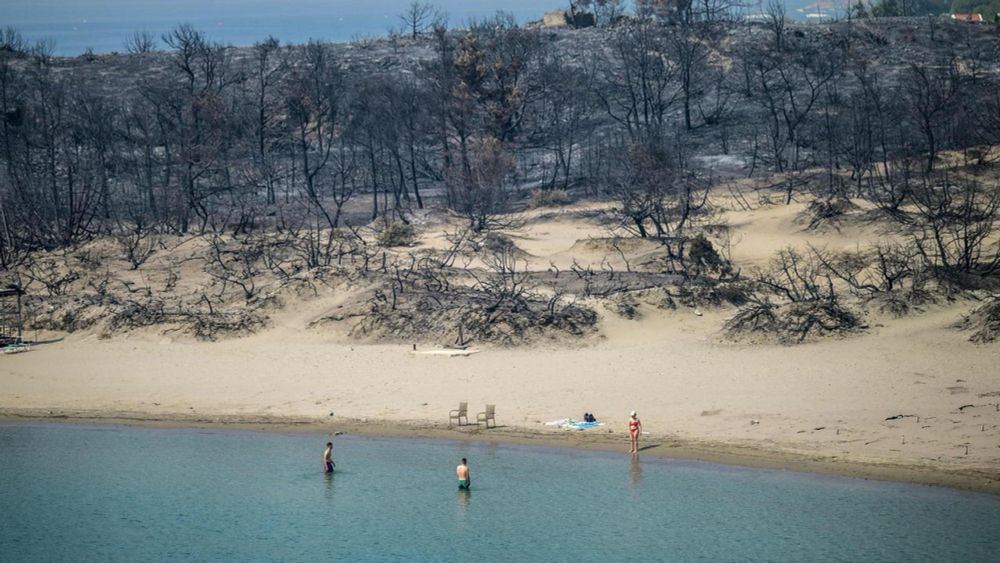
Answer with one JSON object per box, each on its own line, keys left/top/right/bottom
{"left": 3, "top": 198, "right": 998, "bottom": 492}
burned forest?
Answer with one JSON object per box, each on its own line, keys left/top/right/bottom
{"left": 2, "top": 13, "right": 1000, "bottom": 346}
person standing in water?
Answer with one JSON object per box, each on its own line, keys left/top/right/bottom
{"left": 322, "top": 432, "right": 344, "bottom": 473}
{"left": 456, "top": 458, "right": 471, "bottom": 490}
{"left": 323, "top": 441, "right": 335, "bottom": 473}
{"left": 628, "top": 411, "right": 642, "bottom": 453}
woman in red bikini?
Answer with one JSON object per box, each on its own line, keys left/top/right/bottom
{"left": 628, "top": 410, "right": 642, "bottom": 453}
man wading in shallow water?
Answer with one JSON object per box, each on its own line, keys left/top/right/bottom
{"left": 456, "top": 458, "right": 471, "bottom": 490}
{"left": 323, "top": 442, "right": 335, "bottom": 473}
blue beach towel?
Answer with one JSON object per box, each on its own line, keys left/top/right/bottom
{"left": 563, "top": 420, "right": 603, "bottom": 430}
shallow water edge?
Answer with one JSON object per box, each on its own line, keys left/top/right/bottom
{"left": 2, "top": 407, "right": 998, "bottom": 495}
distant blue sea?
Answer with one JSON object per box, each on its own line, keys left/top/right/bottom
{"left": 1, "top": 423, "right": 999, "bottom": 561}
{"left": 2, "top": 0, "right": 571, "bottom": 56}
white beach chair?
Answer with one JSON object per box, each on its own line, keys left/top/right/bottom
{"left": 449, "top": 402, "right": 469, "bottom": 426}
{"left": 476, "top": 404, "right": 496, "bottom": 428}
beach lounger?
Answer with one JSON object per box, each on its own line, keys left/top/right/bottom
{"left": 449, "top": 402, "right": 469, "bottom": 426}
{"left": 476, "top": 404, "right": 496, "bottom": 428}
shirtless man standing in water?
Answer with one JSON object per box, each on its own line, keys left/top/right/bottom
{"left": 322, "top": 432, "right": 344, "bottom": 473}
{"left": 456, "top": 458, "right": 471, "bottom": 490}
{"left": 323, "top": 442, "right": 335, "bottom": 473}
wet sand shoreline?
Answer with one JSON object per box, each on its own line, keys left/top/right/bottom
{"left": 3, "top": 408, "right": 998, "bottom": 495}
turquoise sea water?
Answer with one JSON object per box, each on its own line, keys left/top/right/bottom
{"left": 1, "top": 423, "right": 999, "bottom": 562}
{"left": 3, "top": 0, "right": 569, "bottom": 56}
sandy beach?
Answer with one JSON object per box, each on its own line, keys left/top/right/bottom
{"left": 3, "top": 200, "right": 999, "bottom": 493}
{"left": 3, "top": 303, "right": 999, "bottom": 493}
